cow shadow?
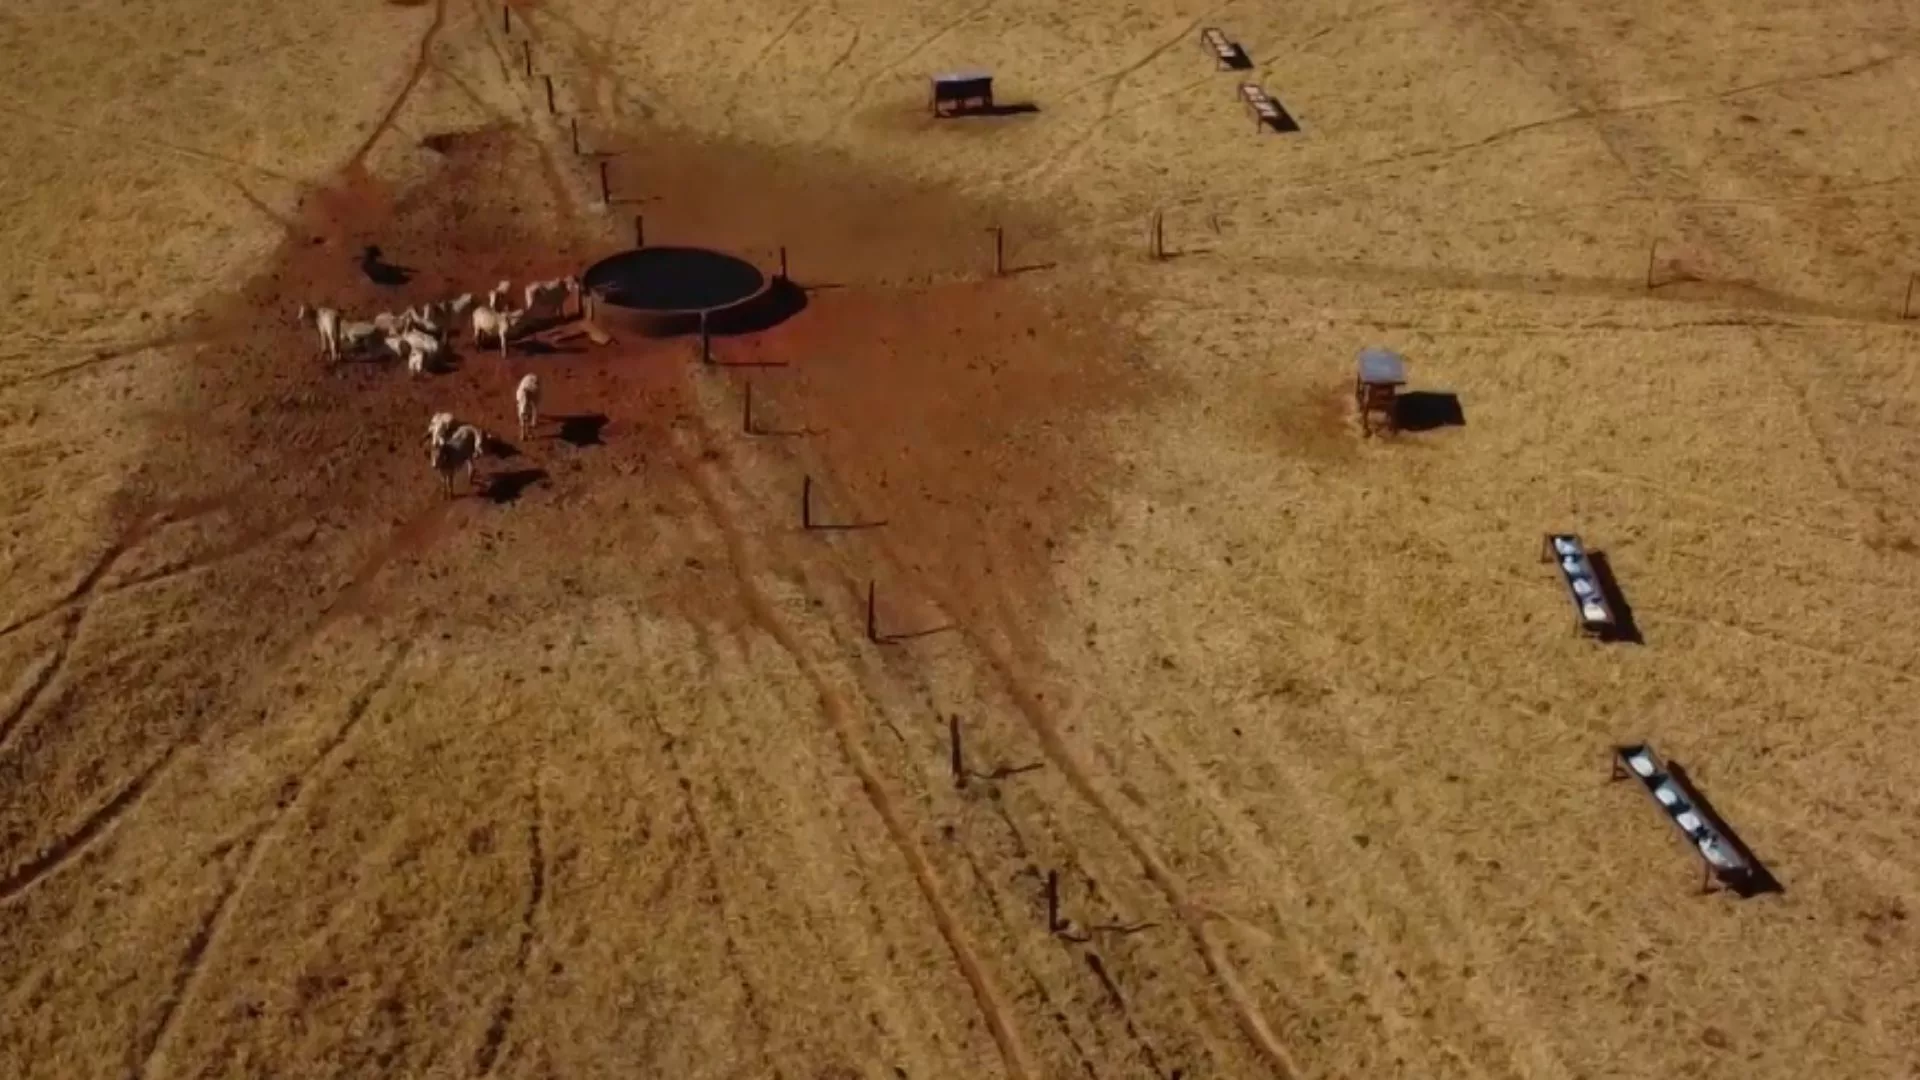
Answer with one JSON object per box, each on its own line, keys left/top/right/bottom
{"left": 557, "top": 413, "right": 609, "bottom": 447}
{"left": 359, "top": 245, "right": 415, "bottom": 287}
{"left": 483, "top": 468, "right": 547, "bottom": 504}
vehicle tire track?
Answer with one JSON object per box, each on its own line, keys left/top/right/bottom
{"left": 720, "top": 1, "right": 816, "bottom": 128}
{"left": 0, "top": 612, "right": 77, "bottom": 753}
{"left": 125, "top": 638, "right": 414, "bottom": 1078}
{"left": 2, "top": 501, "right": 240, "bottom": 753}
{"left": 0, "top": 742, "right": 181, "bottom": 905}
{"left": 1026, "top": 10, "right": 1221, "bottom": 191}
{"left": 836, "top": 0, "right": 1000, "bottom": 129}
{"left": 877, "top": 549, "right": 1301, "bottom": 1078}
{"left": 672, "top": 435, "right": 1039, "bottom": 1080}
{"left": 475, "top": 772, "right": 547, "bottom": 1076}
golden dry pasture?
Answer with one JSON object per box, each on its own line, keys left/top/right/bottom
{"left": 3, "top": 0, "right": 1919, "bottom": 1078}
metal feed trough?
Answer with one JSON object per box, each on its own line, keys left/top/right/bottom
{"left": 1540, "top": 533, "right": 1615, "bottom": 637}
{"left": 1611, "top": 743, "right": 1761, "bottom": 895}
{"left": 930, "top": 69, "right": 994, "bottom": 116}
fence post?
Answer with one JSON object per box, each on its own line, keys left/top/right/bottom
{"left": 570, "top": 116, "right": 580, "bottom": 154}
{"left": 599, "top": 160, "right": 610, "bottom": 203}
{"left": 866, "top": 581, "right": 879, "bottom": 643}
{"left": 950, "top": 716, "right": 966, "bottom": 789}
{"left": 634, "top": 214, "right": 644, "bottom": 248}
{"left": 1045, "top": 870, "right": 1060, "bottom": 932}
{"left": 502, "top": 4, "right": 510, "bottom": 33}
{"left": 802, "top": 475, "right": 813, "bottom": 529}
{"left": 1645, "top": 238, "right": 1659, "bottom": 290}
{"left": 545, "top": 75, "right": 556, "bottom": 114}
{"left": 743, "top": 380, "right": 755, "bottom": 434}
{"left": 523, "top": 40, "right": 533, "bottom": 78}
{"left": 1904, "top": 272, "right": 1917, "bottom": 319}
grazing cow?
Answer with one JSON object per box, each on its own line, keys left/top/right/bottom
{"left": 296, "top": 304, "right": 341, "bottom": 362}
{"left": 337, "top": 320, "right": 383, "bottom": 357}
{"left": 371, "top": 311, "right": 408, "bottom": 336}
{"left": 432, "top": 424, "right": 484, "bottom": 497}
{"left": 470, "top": 305, "right": 523, "bottom": 359}
{"left": 446, "top": 293, "right": 477, "bottom": 320}
{"left": 515, "top": 373, "right": 541, "bottom": 441}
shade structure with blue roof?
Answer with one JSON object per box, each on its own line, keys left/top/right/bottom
{"left": 1356, "top": 346, "right": 1408, "bottom": 387}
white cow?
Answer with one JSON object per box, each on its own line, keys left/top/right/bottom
{"left": 401, "top": 328, "right": 441, "bottom": 366}
{"left": 337, "top": 320, "right": 383, "bottom": 357}
{"left": 402, "top": 305, "right": 443, "bottom": 340}
{"left": 470, "top": 305, "right": 523, "bottom": 359}
{"left": 515, "top": 373, "right": 541, "bottom": 441}
{"left": 486, "top": 280, "right": 512, "bottom": 313}
{"left": 426, "top": 411, "right": 458, "bottom": 463}
{"left": 446, "top": 293, "right": 476, "bottom": 320}
{"left": 385, "top": 335, "right": 425, "bottom": 376}
{"left": 523, "top": 276, "right": 580, "bottom": 321}
{"left": 371, "top": 311, "right": 408, "bottom": 336}
{"left": 295, "top": 304, "right": 341, "bottom": 362}
{"left": 432, "top": 424, "right": 485, "bottom": 498}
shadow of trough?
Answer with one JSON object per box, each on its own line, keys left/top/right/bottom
{"left": 1587, "top": 551, "right": 1644, "bottom": 645}
{"left": 943, "top": 102, "right": 1041, "bottom": 118}
{"left": 481, "top": 435, "right": 520, "bottom": 459}
{"left": 1395, "top": 391, "right": 1465, "bottom": 431}
{"left": 557, "top": 413, "right": 608, "bottom": 447}
{"left": 1262, "top": 99, "right": 1302, "bottom": 133}
{"left": 484, "top": 468, "right": 547, "bottom": 504}
{"left": 1666, "top": 762, "right": 1783, "bottom": 898}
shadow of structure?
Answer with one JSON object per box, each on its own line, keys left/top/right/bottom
{"left": 359, "top": 244, "right": 415, "bottom": 287}
{"left": 484, "top": 468, "right": 547, "bottom": 504}
{"left": 1667, "top": 762, "right": 1784, "bottom": 898}
{"left": 1395, "top": 391, "right": 1465, "bottom": 431}
{"left": 1262, "top": 98, "right": 1302, "bottom": 133}
{"left": 708, "top": 277, "right": 809, "bottom": 337}
{"left": 1220, "top": 45, "right": 1254, "bottom": 70}
{"left": 557, "top": 413, "right": 609, "bottom": 447}
{"left": 944, "top": 102, "right": 1041, "bottom": 118}
{"left": 1588, "top": 551, "right": 1644, "bottom": 645}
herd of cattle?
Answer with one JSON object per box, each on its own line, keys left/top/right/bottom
{"left": 295, "top": 275, "right": 582, "bottom": 496}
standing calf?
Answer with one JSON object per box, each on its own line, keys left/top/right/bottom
{"left": 295, "top": 304, "right": 341, "bottom": 362}
{"left": 432, "top": 424, "right": 485, "bottom": 498}
{"left": 515, "top": 373, "right": 541, "bottom": 441}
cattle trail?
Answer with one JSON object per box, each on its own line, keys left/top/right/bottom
{"left": 475, "top": 773, "right": 548, "bottom": 1076}
{"left": 349, "top": 0, "right": 450, "bottom": 172}
{"left": 676, "top": 441, "right": 1040, "bottom": 1080}
{"left": 0, "top": 613, "right": 76, "bottom": 752}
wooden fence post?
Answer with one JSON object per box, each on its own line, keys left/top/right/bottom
{"left": 1045, "top": 870, "right": 1060, "bottom": 932}
{"left": 570, "top": 116, "right": 580, "bottom": 154}
{"left": 866, "top": 581, "right": 879, "bottom": 642}
{"left": 545, "top": 75, "right": 556, "bottom": 114}
{"left": 523, "top": 41, "right": 533, "bottom": 78}
{"left": 599, "top": 160, "right": 610, "bottom": 203}
{"left": 950, "top": 716, "right": 966, "bottom": 789}
{"left": 802, "top": 475, "right": 813, "bottom": 529}
{"left": 1904, "top": 272, "right": 1917, "bottom": 319}
{"left": 502, "top": 4, "right": 510, "bottom": 33}
{"left": 1645, "top": 238, "right": 1659, "bottom": 290}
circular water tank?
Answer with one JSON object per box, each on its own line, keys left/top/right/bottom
{"left": 582, "top": 246, "right": 772, "bottom": 337}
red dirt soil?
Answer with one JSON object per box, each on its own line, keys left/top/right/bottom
{"left": 109, "top": 120, "right": 1159, "bottom": 679}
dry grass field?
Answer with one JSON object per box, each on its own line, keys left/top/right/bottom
{"left": 5, "top": 0, "right": 1920, "bottom": 1077}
